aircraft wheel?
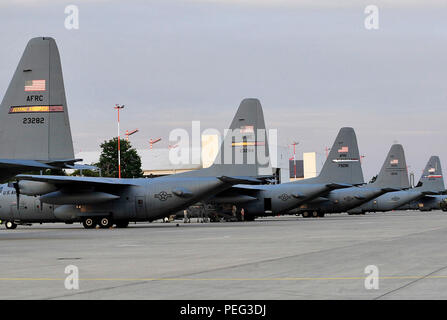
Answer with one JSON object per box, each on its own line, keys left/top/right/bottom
{"left": 99, "top": 217, "right": 113, "bottom": 228}
{"left": 5, "top": 221, "right": 17, "bottom": 230}
{"left": 82, "top": 217, "right": 97, "bottom": 229}
{"left": 115, "top": 220, "right": 129, "bottom": 228}
{"left": 312, "top": 211, "right": 319, "bottom": 218}
{"left": 302, "top": 211, "right": 310, "bottom": 218}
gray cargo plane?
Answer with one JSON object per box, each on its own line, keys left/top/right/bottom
{"left": 348, "top": 155, "right": 445, "bottom": 214}
{"left": 3, "top": 98, "right": 270, "bottom": 229}
{"left": 294, "top": 144, "right": 407, "bottom": 216}
{"left": 0, "top": 37, "right": 88, "bottom": 183}
{"left": 206, "top": 127, "right": 364, "bottom": 219}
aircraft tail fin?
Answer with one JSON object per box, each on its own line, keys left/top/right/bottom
{"left": 310, "top": 127, "right": 364, "bottom": 184}
{"left": 371, "top": 144, "right": 409, "bottom": 189}
{"left": 416, "top": 156, "right": 445, "bottom": 192}
{"left": 0, "top": 37, "right": 74, "bottom": 162}
{"left": 177, "top": 98, "right": 270, "bottom": 178}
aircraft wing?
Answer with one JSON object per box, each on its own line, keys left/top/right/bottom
{"left": 16, "top": 174, "right": 138, "bottom": 187}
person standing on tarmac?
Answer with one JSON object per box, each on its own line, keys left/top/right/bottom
{"left": 241, "top": 208, "right": 245, "bottom": 221}
{"left": 183, "top": 209, "right": 190, "bottom": 223}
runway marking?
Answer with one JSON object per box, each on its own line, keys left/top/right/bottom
{"left": 2, "top": 275, "right": 447, "bottom": 282}
{"left": 374, "top": 264, "right": 447, "bottom": 300}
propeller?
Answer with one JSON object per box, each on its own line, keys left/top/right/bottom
{"left": 13, "top": 181, "right": 20, "bottom": 210}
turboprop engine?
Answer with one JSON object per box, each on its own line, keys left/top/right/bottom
{"left": 18, "top": 181, "right": 58, "bottom": 196}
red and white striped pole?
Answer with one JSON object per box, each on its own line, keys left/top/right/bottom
{"left": 114, "top": 104, "right": 125, "bottom": 179}
{"left": 291, "top": 141, "right": 299, "bottom": 179}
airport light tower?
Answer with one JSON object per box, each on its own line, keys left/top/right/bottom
{"left": 114, "top": 104, "right": 125, "bottom": 179}
{"left": 126, "top": 129, "right": 139, "bottom": 141}
{"left": 149, "top": 137, "right": 162, "bottom": 150}
{"left": 291, "top": 141, "right": 299, "bottom": 179}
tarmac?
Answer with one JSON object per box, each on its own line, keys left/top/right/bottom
{"left": 1, "top": 210, "right": 447, "bottom": 300}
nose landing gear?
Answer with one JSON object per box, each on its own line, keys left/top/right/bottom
{"left": 5, "top": 221, "right": 17, "bottom": 229}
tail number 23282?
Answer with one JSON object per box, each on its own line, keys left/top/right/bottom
{"left": 23, "top": 117, "right": 45, "bottom": 124}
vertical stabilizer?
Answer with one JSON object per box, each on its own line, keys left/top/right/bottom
{"left": 371, "top": 144, "right": 409, "bottom": 189}
{"left": 0, "top": 37, "right": 74, "bottom": 161}
{"left": 306, "top": 127, "right": 364, "bottom": 184}
{"left": 416, "top": 156, "right": 445, "bottom": 192}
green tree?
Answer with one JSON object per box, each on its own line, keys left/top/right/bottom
{"left": 97, "top": 137, "right": 143, "bottom": 178}
{"left": 70, "top": 167, "right": 100, "bottom": 177}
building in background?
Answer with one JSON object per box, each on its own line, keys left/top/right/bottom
{"left": 289, "top": 152, "right": 324, "bottom": 181}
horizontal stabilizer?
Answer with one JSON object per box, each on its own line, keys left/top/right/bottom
{"left": 421, "top": 191, "right": 440, "bottom": 196}
{"left": 310, "top": 197, "right": 329, "bottom": 203}
{"left": 381, "top": 187, "right": 401, "bottom": 192}
{"left": 0, "top": 159, "right": 55, "bottom": 170}
{"left": 326, "top": 183, "right": 352, "bottom": 190}
{"left": 211, "top": 195, "right": 258, "bottom": 204}
{"left": 65, "top": 164, "right": 99, "bottom": 171}
{"left": 217, "top": 176, "right": 262, "bottom": 185}
{"left": 47, "top": 158, "right": 83, "bottom": 166}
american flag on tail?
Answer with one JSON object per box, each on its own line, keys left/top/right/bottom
{"left": 240, "top": 125, "right": 254, "bottom": 133}
{"left": 24, "top": 80, "right": 45, "bottom": 91}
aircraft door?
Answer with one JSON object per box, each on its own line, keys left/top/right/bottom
{"left": 264, "top": 198, "right": 272, "bottom": 212}
{"left": 135, "top": 196, "right": 146, "bottom": 219}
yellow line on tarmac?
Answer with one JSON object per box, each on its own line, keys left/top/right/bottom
{"left": 1, "top": 275, "right": 447, "bottom": 282}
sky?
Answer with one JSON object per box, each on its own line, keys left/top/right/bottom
{"left": 0, "top": 0, "right": 446, "bottom": 180}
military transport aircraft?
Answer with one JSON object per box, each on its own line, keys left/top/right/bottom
{"left": 293, "top": 144, "right": 407, "bottom": 217}
{"left": 348, "top": 155, "right": 445, "bottom": 214}
{"left": 0, "top": 37, "right": 89, "bottom": 183}
{"left": 2, "top": 98, "right": 269, "bottom": 229}
{"left": 205, "top": 127, "right": 363, "bottom": 220}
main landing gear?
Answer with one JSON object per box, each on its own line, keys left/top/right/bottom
{"left": 301, "top": 211, "right": 325, "bottom": 218}
{"left": 81, "top": 217, "right": 129, "bottom": 229}
{"left": 82, "top": 217, "right": 97, "bottom": 229}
